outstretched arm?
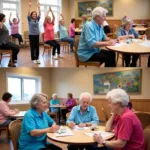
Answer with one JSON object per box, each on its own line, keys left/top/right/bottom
{"left": 37, "top": 3, "right": 41, "bottom": 17}
{"left": 28, "top": 0, "right": 32, "bottom": 16}
{"left": 9, "top": 12, "right": 12, "bottom": 25}
{"left": 50, "top": 7, "right": 55, "bottom": 24}
{"left": 44, "top": 8, "right": 50, "bottom": 25}
{"left": 16, "top": 12, "right": 20, "bottom": 23}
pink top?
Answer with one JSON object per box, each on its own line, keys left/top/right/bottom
{"left": 11, "top": 23, "right": 19, "bottom": 35}
{"left": 69, "top": 23, "right": 75, "bottom": 37}
{"left": 113, "top": 108, "right": 145, "bottom": 150}
{"left": 65, "top": 98, "right": 77, "bottom": 111}
{"left": 44, "top": 22, "right": 54, "bottom": 42}
{"left": 0, "top": 100, "right": 15, "bottom": 124}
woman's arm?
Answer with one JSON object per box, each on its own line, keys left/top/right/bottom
{"left": 118, "top": 34, "right": 135, "bottom": 40}
{"left": 105, "top": 114, "right": 116, "bottom": 132}
{"left": 50, "top": 7, "right": 55, "bottom": 24}
{"left": 28, "top": 0, "right": 32, "bottom": 16}
{"left": 0, "top": 22, "right": 4, "bottom": 30}
{"left": 9, "top": 12, "right": 12, "bottom": 25}
{"left": 37, "top": 3, "right": 41, "bottom": 17}
{"left": 16, "top": 12, "right": 20, "bottom": 23}
{"left": 43, "top": 8, "right": 50, "bottom": 25}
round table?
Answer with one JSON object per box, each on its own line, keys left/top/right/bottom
{"left": 134, "top": 27, "right": 147, "bottom": 32}
{"left": 47, "top": 126, "right": 114, "bottom": 145}
{"left": 106, "top": 40, "right": 150, "bottom": 67}
{"left": 50, "top": 105, "right": 66, "bottom": 125}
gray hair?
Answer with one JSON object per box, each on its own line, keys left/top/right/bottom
{"left": 92, "top": 6, "right": 108, "bottom": 19}
{"left": 30, "top": 93, "right": 48, "bottom": 109}
{"left": 79, "top": 92, "right": 92, "bottom": 103}
{"left": 106, "top": 89, "right": 129, "bottom": 107}
{"left": 52, "top": 93, "right": 57, "bottom": 99}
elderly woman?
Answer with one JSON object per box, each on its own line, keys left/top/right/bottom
{"left": 117, "top": 16, "right": 146, "bottom": 67}
{"left": 0, "top": 92, "right": 19, "bottom": 127}
{"left": 93, "top": 89, "right": 145, "bottom": 150}
{"left": 69, "top": 18, "right": 75, "bottom": 38}
{"left": 61, "top": 93, "right": 77, "bottom": 120}
{"left": 50, "top": 93, "right": 60, "bottom": 113}
{"left": 67, "top": 92, "right": 99, "bottom": 150}
{"left": 19, "top": 93, "right": 62, "bottom": 150}
{"left": 0, "top": 13, "right": 20, "bottom": 67}
{"left": 80, "top": 14, "right": 88, "bottom": 28}
{"left": 77, "top": 7, "right": 117, "bottom": 67}
{"left": 59, "top": 14, "right": 74, "bottom": 52}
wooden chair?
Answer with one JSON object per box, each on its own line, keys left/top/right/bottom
{"left": 101, "top": 107, "right": 109, "bottom": 123}
{"left": 145, "top": 28, "right": 150, "bottom": 40}
{"left": 144, "top": 125, "right": 150, "bottom": 150}
{"left": 9, "top": 120, "right": 22, "bottom": 150}
{"left": 66, "top": 112, "right": 70, "bottom": 120}
{"left": 57, "top": 31, "right": 70, "bottom": 53}
{"left": 0, "top": 50, "right": 13, "bottom": 67}
{"left": 74, "top": 35, "right": 103, "bottom": 67}
{"left": 135, "top": 111, "right": 150, "bottom": 129}
{"left": 47, "top": 110, "right": 58, "bottom": 122}
{"left": 106, "top": 25, "right": 113, "bottom": 38}
{"left": 0, "top": 126, "right": 9, "bottom": 142}
{"left": 10, "top": 36, "right": 18, "bottom": 45}
{"left": 24, "top": 31, "right": 29, "bottom": 46}
{"left": 41, "top": 33, "right": 52, "bottom": 56}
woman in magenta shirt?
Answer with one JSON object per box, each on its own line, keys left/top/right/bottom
{"left": 93, "top": 89, "right": 145, "bottom": 150}
{"left": 43, "top": 7, "right": 62, "bottom": 60}
{"left": 9, "top": 12, "right": 24, "bottom": 47}
{"left": 69, "top": 18, "right": 75, "bottom": 38}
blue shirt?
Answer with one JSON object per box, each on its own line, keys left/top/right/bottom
{"left": 59, "top": 25, "right": 68, "bottom": 39}
{"left": 19, "top": 108, "right": 54, "bottom": 150}
{"left": 66, "top": 105, "right": 99, "bottom": 125}
{"left": 116, "top": 27, "right": 139, "bottom": 38}
{"left": 27, "top": 16, "right": 40, "bottom": 35}
{"left": 50, "top": 99, "right": 60, "bottom": 112}
{"left": 77, "top": 19, "right": 106, "bottom": 62}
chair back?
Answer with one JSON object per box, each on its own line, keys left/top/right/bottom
{"left": 74, "top": 35, "right": 80, "bottom": 67}
{"left": 145, "top": 28, "right": 150, "bottom": 40}
{"left": 24, "top": 31, "right": 29, "bottom": 39}
{"left": 9, "top": 120, "right": 22, "bottom": 150}
{"left": 113, "top": 24, "right": 119, "bottom": 38}
{"left": 57, "top": 31, "right": 60, "bottom": 38}
{"left": 144, "top": 125, "right": 150, "bottom": 150}
{"left": 135, "top": 111, "right": 150, "bottom": 129}
{"left": 41, "top": 33, "right": 45, "bottom": 43}
{"left": 66, "top": 112, "right": 70, "bottom": 120}
{"left": 102, "top": 107, "right": 109, "bottom": 122}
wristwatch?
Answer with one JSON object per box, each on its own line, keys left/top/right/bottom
{"left": 102, "top": 140, "right": 106, "bottom": 146}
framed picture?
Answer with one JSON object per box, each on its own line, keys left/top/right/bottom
{"left": 78, "top": 0, "right": 113, "bottom": 17}
{"left": 93, "top": 69, "right": 142, "bottom": 95}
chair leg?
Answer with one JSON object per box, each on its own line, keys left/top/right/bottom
{"left": 122, "top": 53, "right": 124, "bottom": 67}
{"left": 10, "top": 51, "right": 13, "bottom": 67}
{"left": 116, "top": 53, "right": 119, "bottom": 65}
{"left": 139, "top": 55, "right": 141, "bottom": 67}
{"left": 6, "top": 128, "right": 9, "bottom": 142}
{"left": 42, "top": 47, "right": 46, "bottom": 56}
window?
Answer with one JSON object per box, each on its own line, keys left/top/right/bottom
{"left": 0, "top": 0, "right": 20, "bottom": 34}
{"left": 38, "top": 0, "right": 61, "bottom": 33}
{"left": 7, "top": 73, "right": 42, "bottom": 103}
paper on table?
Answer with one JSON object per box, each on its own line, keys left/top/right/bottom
{"left": 113, "top": 43, "right": 127, "bottom": 47}
{"left": 140, "top": 42, "right": 150, "bottom": 48}
{"left": 84, "top": 131, "right": 114, "bottom": 139}
{"left": 74, "top": 125, "right": 89, "bottom": 130}
{"left": 55, "top": 129, "right": 74, "bottom": 137}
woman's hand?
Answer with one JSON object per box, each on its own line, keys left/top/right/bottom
{"left": 107, "top": 39, "right": 117, "bottom": 46}
{"left": 93, "top": 133, "right": 104, "bottom": 144}
{"left": 49, "top": 7, "right": 52, "bottom": 12}
{"left": 37, "top": 3, "right": 40, "bottom": 9}
{"left": 78, "top": 123, "right": 86, "bottom": 127}
{"left": 48, "top": 125, "right": 59, "bottom": 133}
{"left": 14, "top": 109, "right": 20, "bottom": 114}
{"left": 128, "top": 34, "right": 135, "bottom": 39}
{"left": 28, "top": 0, "right": 32, "bottom": 7}
{"left": 68, "top": 121, "right": 75, "bottom": 128}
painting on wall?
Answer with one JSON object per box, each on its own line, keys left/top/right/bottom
{"left": 93, "top": 69, "right": 142, "bottom": 95}
{"left": 78, "top": 0, "right": 113, "bottom": 17}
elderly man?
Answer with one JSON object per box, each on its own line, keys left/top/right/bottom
{"left": 93, "top": 89, "right": 145, "bottom": 150}
{"left": 67, "top": 92, "right": 99, "bottom": 150}
{"left": 77, "top": 7, "right": 117, "bottom": 67}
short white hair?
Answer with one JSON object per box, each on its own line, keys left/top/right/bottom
{"left": 106, "top": 89, "right": 129, "bottom": 107}
{"left": 79, "top": 92, "right": 92, "bottom": 103}
{"left": 30, "top": 93, "right": 48, "bottom": 109}
{"left": 52, "top": 93, "right": 57, "bottom": 99}
{"left": 92, "top": 6, "right": 108, "bottom": 19}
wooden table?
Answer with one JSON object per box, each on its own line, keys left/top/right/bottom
{"left": 47, "top": 126, "right": 114, "bottom": 146}
{"left": 134, "top": 27, "right": 148, "bottom": 32}
{"left": 75, "top": 28, "right": 82, "bottom": 33}
{"left": 11, "top": 111, "right": 27, "bottom": 119}
{"left": 50, "top": 105, "right": 66, "bottom": 125}
{"left": 106, "top": 40, "right": 150, "bottom": 67}
{"left": 132, "top": 24, "right": 146, "bottom": 27}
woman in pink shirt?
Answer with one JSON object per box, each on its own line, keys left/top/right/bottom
{"left": 69, "top": 18, "right": 75, "bottom": 38}
{"left": 0, "top": 92, "right": 19, "bottom": 127}
{"left": 9, "top": 12, "right": 24, "bottom": 47}
{"left": 43, "top": 7, "right": 62, "bottom": 60}
{"left": 93, "top": 89, "right": 145, "bottom": 150}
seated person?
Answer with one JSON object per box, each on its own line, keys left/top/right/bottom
{"left": 59, "top": 14, "right": 74, "bottom": 52}
{"left": 61, "top": 93, "right": 77, "bottom": 120}
{"left": 93, "top": 89, "right": 145, "bottom": 150}
{"left": 0, "top": 92, "right": 19, "bottom": 127}
{"left": 19, "top": 93, "right": 62, "bottom": 150}
{"left": 69, "top": 18, "right": 75, "bottom": 38}
{"left": 0, "top": 13, "right": 20, "bottom": 67}
{"left": 103, "top": 20, "right": 111, "bottom": 34}
{"left": 67, "top": 92, "right": 99, "bottom": 150}
{"left": 80, "top": 14, "right": 88, "bottom": 28}
{"left": 117, "top": 16, "right": 147, "bottom": 67}
{"left": 50, "top": 93, "right": 60, "bottom": 113}
{"left": 77, "top": 7, "right": 117, "bottom": 67}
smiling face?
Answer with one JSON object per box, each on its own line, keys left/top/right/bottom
{"left": 36, "top": 96, "right": 48, "bottom": 112}
{"left": 95, "top": 12, "right": 106, "bottom": 25}
{"left": 31, "top": 11, "right": 37, "bottom": 20}
{"left": 80, "top": 95, "right": 91, "bottom": 111}
{"left": 47, "top": 16, "right": 51, "bottom": 23}
{"left": 13, "top": 18, "right": 17, "bottom": 23}
{"left": 124, "top": 23, "right": 132, "bottom": 31}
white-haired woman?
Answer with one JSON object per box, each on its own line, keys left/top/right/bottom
{"left": 80, "top": 14, "right": 88, "bottom": 28}
{"left": 50, "top": 93, "right": 60, "bottom": 113}
{"left": 77, "top": 7, "right": 117, "bottom": 67}
{"left": 19, "top": 93, "right": 62, "bottom": 150}
{"left": 67, "top": 92, "right": 99, "bottom": 150}
{"left": 117, "top": 16, "right": 147, "bottom": 67}
{"left": 93, "top": 89, "right": 145, "bottom": 150}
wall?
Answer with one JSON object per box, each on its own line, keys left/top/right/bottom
{"left": 75, "top": 0, "right": 150, "bottom": 20}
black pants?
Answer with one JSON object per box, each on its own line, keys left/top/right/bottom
{"left": 29, "top": 35, "right": 39, "bottom": 60}
{"left": 0, "top": 42, "right": 19, "bottom": 61}
{"left": 62, "top": 109, "right": 70, "bottom": 120}
{"left": 68, "top": 144, "right": 98, "bottom": 150}
{"left": 45, "top": 40, "right": 60, "bottom": 56}
{"left": 104, "top": 26, "right": 111, "bottom": 34}
{"left": 124, "top": 54, "right": 139, "bottom": 67}
{"left": 11, "top": 34, "right": 23, "bottom": 44}
{"left": 39, "top": 144, "right": 62, "bottom": 150}
{"left": 88, "top": 50, "right": 116, "bottom": 67}
{"left": 148, "top": 55, "right": 150, "bottom": 67}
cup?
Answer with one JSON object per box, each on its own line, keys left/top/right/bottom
{"left": 91, "top": 124, "right": 97, "bottom": 131}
